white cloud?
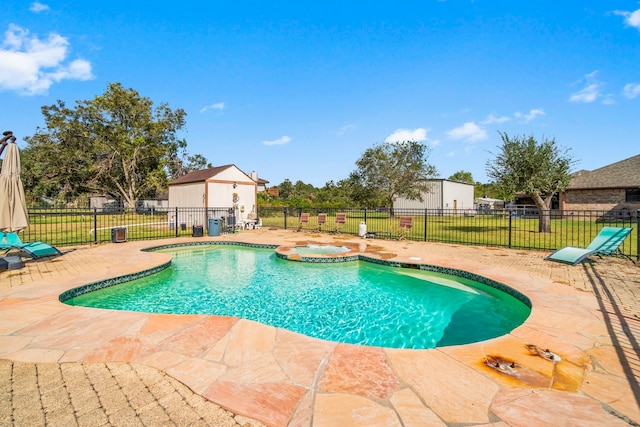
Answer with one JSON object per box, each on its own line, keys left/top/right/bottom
{"left": 262, "top": 135, "right": 291, "bottom": 146}
{"left": 480, "top": 113, "right": 510, "bottom": 125}
{"left": 613, "top": 8, "right": 640, "bottom": 30}
{"left": 569, "top": 83, "right": 600, "bottom": 103}
{"left": 514, "top": 108, "right": 546, "bottom": 123}
{"left": 384, "top": 128, "right": 428, "bottom": 143}
{"left": 601, "top": 94, "right": 616, "bottom": 105}
{"left": 0, "top": 24, "right": 93, "bottom": 95}
{"left": 623, "top": 83, "right": 640, "bottom": 99}
{"left": 337, "top": 123, "right": 356, "bottom": 136}
{"left": 29, "top": 2, "right": 50, "bottom": 13}
{"left": 445, "top": 122, "right": 487, "bottom": 142}
{"left": 199, "top": 102, "right": 225, "bottom": 113}
{"left": 569, "top": 71, "right": 601, "bottom": 103}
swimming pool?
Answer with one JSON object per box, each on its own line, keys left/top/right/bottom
{"left": 63, "top": 244, "right": 531, "bottom": 349}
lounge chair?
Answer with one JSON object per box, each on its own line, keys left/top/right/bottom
{"left": 297, "top": 213, "right": 310, "bottom": 231}
{"left": 544, "top": 226, "right": 633, "bottom": 265}
{"left": 0, "top": 237, "right": 12, "bottom": 253}
{"left": 315, "top": 213, "right": 327, "bottom": 232}
{"left": 245, "top": 212, "right": 258, "bottom": 229}
{"left": 398, "top": 216, "right": 413, "bottom": 240}
{"left": 334, "top": 213, "right": 346, "bottom": 233}
{"left": 1, "top": 232, "right": 62, "bottom": 259}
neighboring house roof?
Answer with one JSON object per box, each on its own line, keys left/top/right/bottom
{"left": 568, "top": 154, "right": 640, "bottom": 190}
{"left": 257, "top": 178, "right": 269, "bottom": 185}
{"left": 168, "top": 165, "right": 235, "bottom": 185}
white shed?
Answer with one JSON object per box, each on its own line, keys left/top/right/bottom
{"left": 168, "top": 164, "right": 257, "bottom": 226}
{"left": 393, "top": 179, "right": 474, "bottom": 213}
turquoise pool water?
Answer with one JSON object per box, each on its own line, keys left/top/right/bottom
{"left": 64, "top": 245, "right": 531, "bottom": 349}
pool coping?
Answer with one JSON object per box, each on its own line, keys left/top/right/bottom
{"left": 1, "top": 232, "right": 638, "bottom": 426}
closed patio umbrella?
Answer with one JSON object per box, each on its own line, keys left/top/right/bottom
{"left": 0, "top": 141, "right": 29, "bottom": 232}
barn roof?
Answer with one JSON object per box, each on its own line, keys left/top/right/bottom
{"left": 168, "top": 165, "right": 235, "bottom": 185}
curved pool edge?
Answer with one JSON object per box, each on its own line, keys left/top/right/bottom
{"left": 7, "top": 235, "right": 630, "bottom": 426}
{"left": 59, "top": 260, "right": 173, "bottom": 302}
{"left": 60, "top": 240, "right": 531, "bottom": 313}
{"left": 59, "top": 241, "right": 278, "bottom": 302}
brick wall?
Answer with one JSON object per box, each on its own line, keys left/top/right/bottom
{"left": 564, "top": 189, "right": 640, "bottom": 211}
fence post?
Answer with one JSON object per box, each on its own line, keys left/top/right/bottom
{"left": 175, "top": 207, "right": 179, "bottom": 237}
{"left": 93, "top": 208, "right": 98, "bottom": 244}
{"left": 423, "top": 209, "right": 428, "bottom": 241}
{"left": 363, "top": 208, "right": 367, "bottom": 224}
{"left": 637, "top": 210, "right": 640, "bottom": 262}
{"left": 284, "top": 208, "right": 288, "bottom": 230}
{"left": 508, "top": 209, "right": 513, "bottom": 248}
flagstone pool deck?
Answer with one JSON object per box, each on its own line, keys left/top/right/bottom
{"left": 1, "top": 228, "right": 639, "bottom": 426}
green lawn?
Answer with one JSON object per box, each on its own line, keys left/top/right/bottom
{"left": 17, "top": 209, "right": 638, "bottom": 258}
{"left": 264, "top": 211, "right": 638, "bottom": 257}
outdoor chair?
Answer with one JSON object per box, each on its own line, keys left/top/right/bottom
{"left": 315, "top": 213, "right": 327, "bottom": 232}
{"left": 398, "top": 216, "right": 413, "bottom": 240}
{"left": 334, "top": 213, "right": 346, "bottom": 233}
{"left": 298, "top": 213, "right": 310, "bottom": 231}
{"left": 544, "top": 226, "right": 633, "bottom": 265}
{"left": 1, "top": 232, "right": 62, "bottom": 259}
{"left": 245, "top": 212, "right": 258, "bottom": 229}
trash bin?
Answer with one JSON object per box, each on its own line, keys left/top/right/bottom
{"left": 111, "top": 227, "right": 127, "bottom": 243}
{"left": 208, "top": 218, "right": 222, "bottom": 236}
{"left": 192, "top": 225, "right": 203, "bottom": 237}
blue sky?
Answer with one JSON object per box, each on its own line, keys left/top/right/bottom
{"left": 1, "top": 1, "right": 639, "bottom": 187}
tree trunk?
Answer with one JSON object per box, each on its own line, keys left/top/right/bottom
{"left": 538, "top": 209, "right": 551, "bottom": 233}
{"left": 530, "top": 192, "right": 552, "bottom": 233}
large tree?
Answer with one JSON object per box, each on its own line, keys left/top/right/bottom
{"left": 486, "top": 132, "right": 576, "bottom": 233}
{"left": 448, "top": 170, "right": 474, "bottom": 184}
{"left": 165, "top": 140, "right": 212, "bottom": 181}
{"left": 23, "top": 83, "right": 193, "bottom": 206}
{"left": 21, "top": 102, "right": 96, "bottom": 203}
{"left": 349, "top": 140, "right": 437, "bottom": 214}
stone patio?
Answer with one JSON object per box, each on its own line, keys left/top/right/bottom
{"left": 1, "top": 228, "right": 639, "bottom": 426}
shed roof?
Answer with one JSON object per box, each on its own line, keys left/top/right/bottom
{"left": 568, "top": 154, "right": 640, "bottom": 189}
{"left": 168, "top": 165, "right": 235, "bottom": 185}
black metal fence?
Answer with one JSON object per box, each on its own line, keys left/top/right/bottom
{"left": 22, "top": 207, "right": 237, "bottom": 246}
{"left": 258, "top": 207, "right": 639, "bottom": 260}
{"left": 17, "top": 206, "right": 639, "bottom": 261}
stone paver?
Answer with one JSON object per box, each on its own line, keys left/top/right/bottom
{"left": 1, "top": 359, "right": 261, "bottom": 427}
{"left": 1, "top": 229, "right": 639, "bottom": 426}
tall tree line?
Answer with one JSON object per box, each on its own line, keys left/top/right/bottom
{"left": 21, "top": 83, "right": 208, "bottom": 207}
